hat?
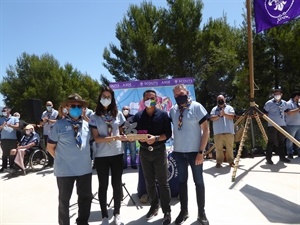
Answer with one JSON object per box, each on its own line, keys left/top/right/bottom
{"left": 24, "top": 124, "right": 34, "bottom": 130}
{"left": 273, "top": 88, "right": 283, "bottom": 93}
{"left": 61, "top": 93, "right": 88, "bottom": 108}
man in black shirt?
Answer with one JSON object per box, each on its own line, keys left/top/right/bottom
{"left": 133, "top": 90, "right": 172, "bottom": 225}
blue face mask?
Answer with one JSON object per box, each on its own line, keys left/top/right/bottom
{"left": 69, "top": 107, "right": 82, "bottom": 118}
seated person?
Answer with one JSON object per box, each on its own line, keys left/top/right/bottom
{"left": 6, "top": 124, "right": 40, "bottom": 174}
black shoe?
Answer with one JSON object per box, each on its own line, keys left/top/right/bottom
{"left": 146, "top": 205, "right": 159, "bottom": 220}
{"left": 0, "top": 168, "right": 5, "bottom": 173}
{"left": 266, "top": 159, "right": 274, "bottom": 165}
{"left": 215, "top": 163, "right": 221, "bottom": 168}
{"left": 198, "top": 212, "right": 209, "bottom": 225}
{"left": 280, "top": 157, "right": 291, "bottom": 163}
{"left": 175, "top": 211, "right": 189, "bottom": 225}
{"left": 287, "top": 154, "right": 293, "bottom": 159}
{"left": 162, "top": 212, "right": 171, "bottom": 225}
{"left": 131, "top": 165, "right": 138, "bottom": 169}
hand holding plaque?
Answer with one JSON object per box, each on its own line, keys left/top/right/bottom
{"left": 122, "top": 121, "right": 148, "bottom": 141}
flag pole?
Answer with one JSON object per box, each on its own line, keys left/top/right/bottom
{"left": 246, "top": 0, "right": 255, "bottom": 104}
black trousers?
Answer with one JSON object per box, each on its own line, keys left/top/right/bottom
{"left": 139, "top": 146, "right": 171, "bottom": 214}
{"left": 56, "top": 173, "right": 92, "bottom": 225}
{"left": 266, "top": 126, "right": 286, "bottom": 160}
{"left": 94, "top": 154, "right": 123, "bottom": 218}
{"left": 1, "top": 139, "right": 17, "bottom": 169}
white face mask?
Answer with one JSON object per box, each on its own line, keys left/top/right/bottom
{"left": 2, "top": 112, "right": 7, "bottom": 117}
{"left": 100, "top": 98, "right": 111, "bottom": 107}
{"left": 274, "top": 95, "right": 281, "bottom": 101}
{"left": 25, "top": 130, "right": 31, "bottom": 135}
{"left": 46, "top": 106, "right": 52, "bottom": 111}
{"left": 123, "top": 110, "right": 129, "bottom": 116}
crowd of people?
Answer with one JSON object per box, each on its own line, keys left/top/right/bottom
{"left": 0, "top": 85, "right": 299, "bottom": 225}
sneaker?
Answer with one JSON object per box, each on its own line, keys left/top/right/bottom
{"left": 162, "top": 212, "right": 171, "bottom": 225}
{"left": 287, "top": 154, "right": 294, "bottom": 159}
{"left": 266, "top": 159, "right": 274, "bottom": 165}
{"left": 146, "top": 205, "right": 159, "bottom": 220}
{"left": 215, "top": 163, "right": 221, "bottom": 168}
{"left": 175, "top": 211, "right": 189, "bottom": 224}
{"left": 102, "top": 217, "right": 109, "bottom": 225}
{"left": 280, "top": 157, "right": 291, "bottom": 163}
{"left": 114, "top": 214, "right": 124, "bottom": 225}
{"left": 198, "top": 212, "right": 209, "bottom": 225}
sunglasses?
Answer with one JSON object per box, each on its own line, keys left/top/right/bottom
{"left": 70, "top": 104, "right": 82, "bottom": 109}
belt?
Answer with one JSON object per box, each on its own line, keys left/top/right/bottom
{"left": 140, "top": 144, "right": 165, "bottom": 151}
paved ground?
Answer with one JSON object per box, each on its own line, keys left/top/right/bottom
{"left": 0, "top": 152, "right": 299, "bottom": 225}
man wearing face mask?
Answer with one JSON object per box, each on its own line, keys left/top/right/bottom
{"left": 264, "top": 89, "right": 290, "bottom": 164}
{"left": 0, "top": 107, "right": 19, "bottom": 172}
{"left": 121, "top": 106, "right": 137, "bottom": 169}
{"left": 285, "top": 91, "right": 300, "bottom": 159}
{"left": 133, "top": 90, "right": 172, "bottom": 225}
{"left": 47, "top": 93, "right": 92, "bottom": 225}
{"left": 210, "top": 95, "right": 235, "bottom": 168}
{"left": 40, "top": 101, "right": 58, "bottom": 167}
{"left": 169, "top": 84, "right": 210, "bottom": 225}
{"left": 6, "top": 124, "right": 40, "bottom": 174}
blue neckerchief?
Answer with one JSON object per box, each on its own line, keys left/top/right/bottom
{"left": 65, "top": 115, "right": 83, "bottom": 149}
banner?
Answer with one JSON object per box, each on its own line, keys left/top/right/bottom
{"left": 254, "top": 0, "right": 300, "bottom": 33}
{"left": 110, "top": 77, "right": 195, "bottom": 115}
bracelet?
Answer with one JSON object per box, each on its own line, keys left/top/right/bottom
{"left": 155, "top": 135, "right": 160, "bottom": 142}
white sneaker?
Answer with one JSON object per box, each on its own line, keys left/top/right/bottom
{"left": 102, "top": 217, "right": 109, "bottom": 225}
{"left": 114, "top": 214, "right": 124, "bottom": 225}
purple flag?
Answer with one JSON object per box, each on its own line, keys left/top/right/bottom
{"left": 254, "top": 0, "right": 300, "bottom": 33}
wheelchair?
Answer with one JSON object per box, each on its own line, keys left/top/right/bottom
{"left": 24, "top": 146, "right": 48, "bottom": 172}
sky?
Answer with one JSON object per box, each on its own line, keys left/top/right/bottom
{"left": 0, "top": 0, "right": 245, "bottom": 104}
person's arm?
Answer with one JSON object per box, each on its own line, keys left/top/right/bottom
{"left": 91, "top": 127, "right": 116, "bottom": 143}
{"left": 8, "top": 122, "right": 19, "bottom": 129}
{"left": 46, "top": 143, "right": 57, "bottom": 158}
{"left": 196, "top": 118, "right": 210, "bottom": 165}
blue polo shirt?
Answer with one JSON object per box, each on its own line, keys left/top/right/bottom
{"left": 133, "top": 108, "right": 172, "bottom": 148}
{"left": 41, "top": 109, "right": 58, "bottom": 135}
{"left": 286, "top": 99, "right": 300, "bottom": 126}
{"left": 264, "top": 98, "right": 288, "bottom": 127}
{"left": 210, "top": 104, "right": 235, "bottom": 135}
{"left": 89, "top": 111, "right": 125, "bottom": 157}
{"left": 170, "top": 101, "right": 209, "bottom": 152}
{"left": 48, "top": 118, "right": 92, "bottom": 177}
{"left": 0, "top": 115, "right": 19, "bottom": 140}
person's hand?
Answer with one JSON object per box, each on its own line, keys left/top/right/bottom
{"left": 220, "top": 109, "right": 225, "bottom": 117}
{"left": 195, "top": 153, "right": 204, "bottom": 165}
{"left": 146, "top": 135, "right": 156, "bottom": 145}
{"left": 43, "top": 116, "right": 48, "bottom": 122}
{"left": 118, "top": 134, "right": 128, "bottom": 142}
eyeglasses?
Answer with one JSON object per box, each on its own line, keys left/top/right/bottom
{"left": 70, "top": 105, "right": 82, "bottom": 109}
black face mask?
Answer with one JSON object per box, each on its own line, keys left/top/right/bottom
{"left": 218, "top": 99, "right": 224, "bottom": 105}
{"left": 175, "top": 95, "right": 188, "bottom": 105}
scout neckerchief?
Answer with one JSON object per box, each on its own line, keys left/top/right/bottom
{"left": 178, "top": 99, "right": 192, "bottom": 130}
{"left": 20, "top": 133, "right": 34, "bottom": 146}
{"left": 101, "top": 112, "right": 113, "bottom": 136}
{"left": 65, "top": 115, "right": 83, "bottom": 148}
{"left": 274, "top": 99, "right": 284, "bottom": 119}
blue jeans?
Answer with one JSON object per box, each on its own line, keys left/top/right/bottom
{"left": 286, "top": 125, "right": 300, "bottom": 155}
{"left": 172, "top": 152, "right": 205, "bottom": 214}
{"left": 122, "top": 141, "right": 137, "bottom": 167}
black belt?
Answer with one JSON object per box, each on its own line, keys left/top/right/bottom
{"left": 140, "top": 144, "right": 165, "bottom": 151}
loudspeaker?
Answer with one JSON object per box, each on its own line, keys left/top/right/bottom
{"left": 25, "top": 99, "right": 43, "bottom": 123}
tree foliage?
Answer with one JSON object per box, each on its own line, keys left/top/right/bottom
{"left": 0, "top": 52, "right": 100, "bottom": 119}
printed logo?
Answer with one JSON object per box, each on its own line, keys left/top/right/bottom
{"left": 265, "top": 0, "right": 294, "bottom": 23}
{"left": 167, "top": 155, "right": 178, "bottom": 182}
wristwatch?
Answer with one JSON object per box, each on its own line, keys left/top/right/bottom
{"left": 198, "top": 150, "right": 204, "bottom": 154}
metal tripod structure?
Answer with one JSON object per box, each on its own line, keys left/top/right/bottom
{"left": 205, "top": 0, "right": 300, "bottom": 182}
